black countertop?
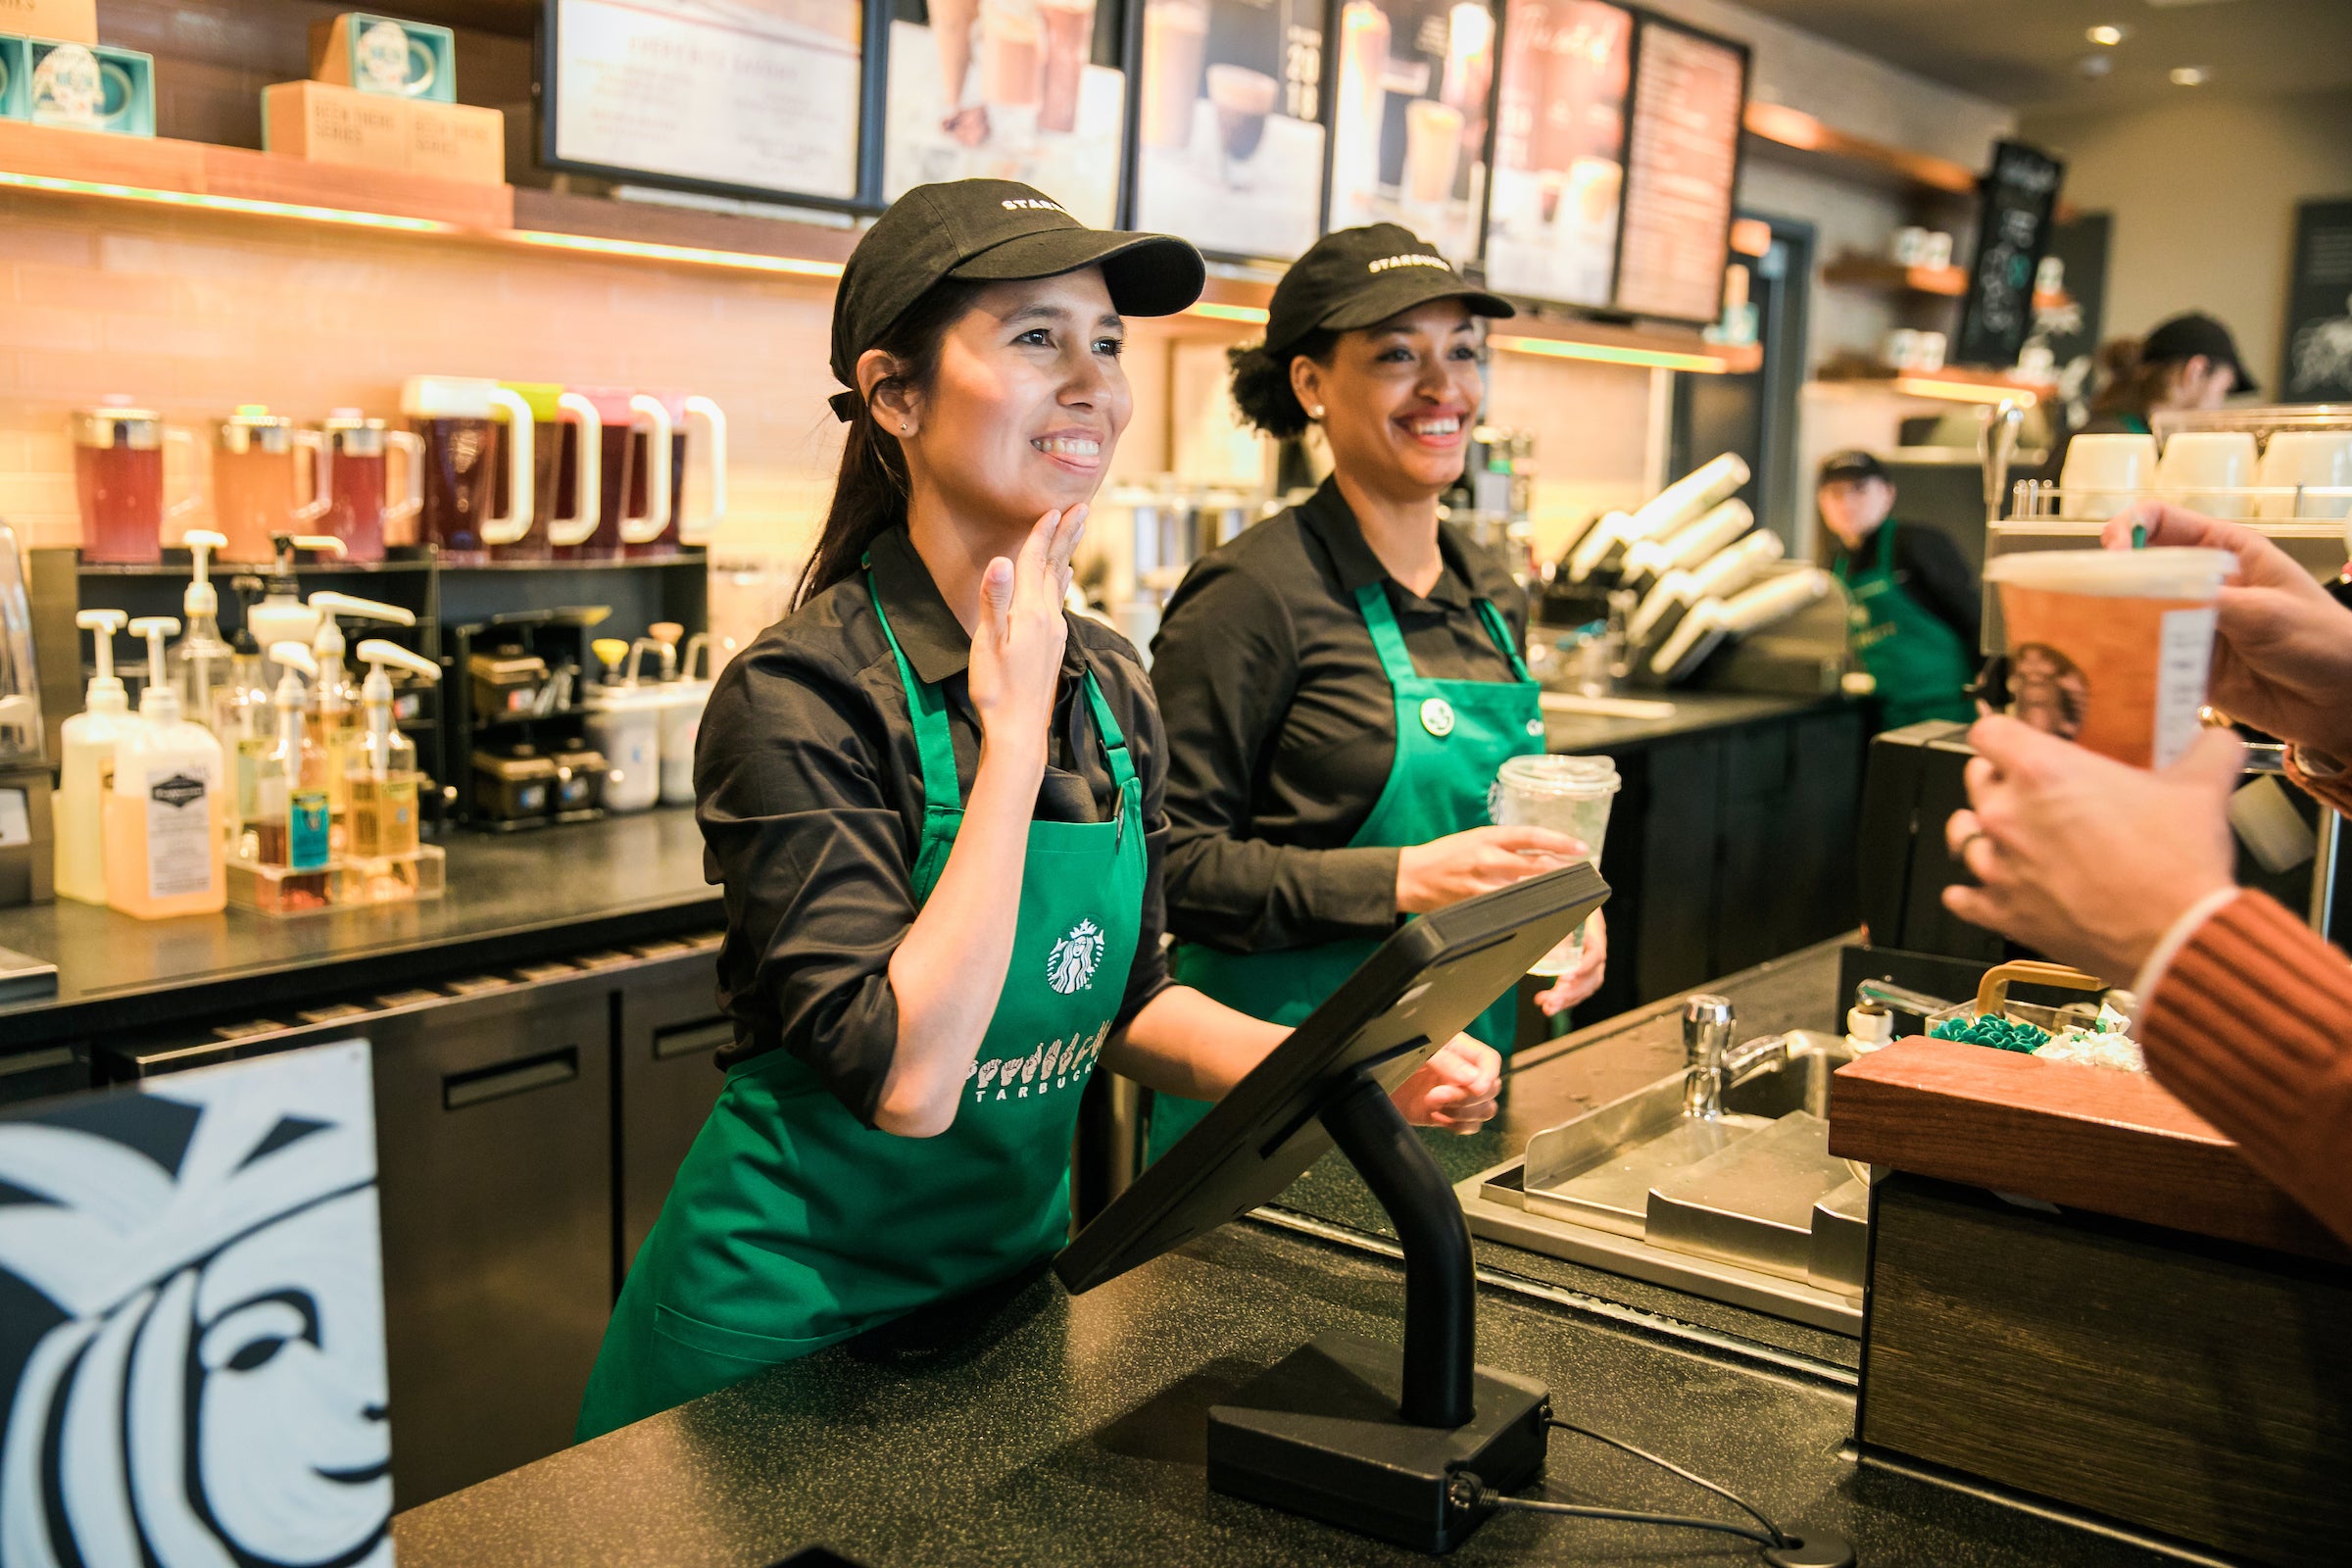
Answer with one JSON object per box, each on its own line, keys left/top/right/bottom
{"left": 1539, "top": 689, "right": 1854, "bottom": 756}
{"left": 0, "top": 809, "right": 722, "bottom": 1049}
{"left": 390, "top": 1220, "right": 2172, "bottom": 1568}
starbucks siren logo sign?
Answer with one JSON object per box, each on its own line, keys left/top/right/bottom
{"left": 1047, "top": 919, "right": 1105, "bottom": 996}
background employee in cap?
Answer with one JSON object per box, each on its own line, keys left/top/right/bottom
{"left": 576, "top": 186, "right": 1503, "bottom": 1439}
{"left": 2045, "top": 311, "right": 2257, "bottom": 477}
{"left": 1816, "top": 449, "right": 1982, "bottom": 729}
{"left": 1144, "top": 225, "right": 1603, "bottom": 1163}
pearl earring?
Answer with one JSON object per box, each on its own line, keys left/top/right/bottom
{"left": 1310, "top": 405, "right": 1326, "bottom": 419}
{"left": 901, "top": 421, "right": 912, "bottom": 434}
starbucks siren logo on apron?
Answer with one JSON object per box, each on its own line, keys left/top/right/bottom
{"left": 1048, "top": 918, "right": 1105, "bottom": 994}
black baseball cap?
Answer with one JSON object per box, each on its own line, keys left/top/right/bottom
{"left": 828, "top": 180, "right": 1204, "bottom": 420}
{"left": 1262, "top": 223, "right": 1513, "bottom": 359}
{"left": 1818, "top": 450, "right": 1889, "bottom": 486}
{"left": 2140, "top": 312, "right": 2258, "bottom": 395}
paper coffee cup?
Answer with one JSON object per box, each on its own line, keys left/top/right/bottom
{"left": 1984, "top": 548, "right": 2232, "bottom": 768}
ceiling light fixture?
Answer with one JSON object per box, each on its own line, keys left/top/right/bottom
{"left": 2170, "top": 66, "right": 2210, "bottom": 86}
{"left": 2086, "top": 24, "right": 2126, "bottom": 45}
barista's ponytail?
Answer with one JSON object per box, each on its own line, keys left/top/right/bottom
{"left": 798, "top": 278, "right": 985, "bottom": 606}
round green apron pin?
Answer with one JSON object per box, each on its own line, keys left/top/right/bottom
{"left": 1420, "top": 696, "right": 1456, "bottom": 737}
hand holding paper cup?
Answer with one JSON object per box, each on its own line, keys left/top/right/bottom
{"left": 1984, "top": 548, "right": 2233, "bottom": 768}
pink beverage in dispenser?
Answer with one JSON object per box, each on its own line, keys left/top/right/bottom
{"left": 72, "top": 399, "right": 197, "bottom": 564}
{"left": 624, "top": 393, "right": 727, "bottom": 557}
{"left": 318, "top": 411, "right": 423, "bottom": 563}
{"left": 213, "top": 408, "right": 329, "bottom": 564}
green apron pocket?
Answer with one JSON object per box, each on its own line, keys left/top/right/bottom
{"left": 653, "top": 1302, "right": 837, "bottom": 1367}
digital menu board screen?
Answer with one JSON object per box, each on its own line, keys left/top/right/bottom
{"left": 1611, "top": 16, "right": 1746, "bottom": 322}
{"left": 1131, "top": 0, "right": 1327, "bottom": 263}
{"left": 1325, "top": 0, "right": 1495, "bottom": 265}
{"left": 545, "top": 0, "right": 866, "bottom": 205}
{"left": 1483, "top": 0, "right": 1632, "bottom": 308}
{"left": 881, "top": 0, "right": 1129, "bottom": 226}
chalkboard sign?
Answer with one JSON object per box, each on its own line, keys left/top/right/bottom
{"left": 2281, "top": 198, "right": 2352, "bottom": 401}
{"left": 1955, "top": 139, "right": 2064, "bottom": 370}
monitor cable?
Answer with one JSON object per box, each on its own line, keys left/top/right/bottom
{"left": 1447, "top": 1413, "right": 1856, "bottom": 1566}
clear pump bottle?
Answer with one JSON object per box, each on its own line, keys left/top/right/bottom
{"left": 55, "top": 609, "right": 128, "bottom": 905}
{"left": 105, "top": 615, "right": 226, "bottom": 918}
{"left": 246, "top": 641, "right": 333, "bottom": 908}
{"left": 246, "top": 532, "right": 345, "bottom": 688}
{"left": 348, "top": 638, "right": 440, "bottom": 861}
{"left": 306, "top": 592, "right": 416, "bottom": 830}
{"left": 172, "top": 530, "right": 234, "bottom": 740}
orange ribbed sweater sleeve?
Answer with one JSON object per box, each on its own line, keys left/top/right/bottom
{"left": 2138, "top": 890, "right": 2352, "bottom": 1246}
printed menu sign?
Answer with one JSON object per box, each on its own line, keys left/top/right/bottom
{"left": 1956, "top": 139, "right": 2064, "bottom": 368}
{"left": 549, "top": 0, "right": 864, "bottom": 203}
{"left": 1611, "top": 16, "right": 1744, "bottom": 323}
{"left": 1132, "top": 0, "right": 1325, "bottom": 262}
{"left": 1326, "top": 0, "right": 1494, "bottom": 265}
{"left": 1483, "top": 0, "right": 1629, "bottom": 308}
{"left": 883, "top": 0, "right": 1127, "bottom": 225}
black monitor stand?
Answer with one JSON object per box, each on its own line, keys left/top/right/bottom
{"left": 1204, "top": 1063, "right": 1548, "bottom": 1554}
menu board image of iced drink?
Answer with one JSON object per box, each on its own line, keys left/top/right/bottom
{"left": 549, "top": 0, "right": 865, "bottom": 202}
{"left": 1612, "top": 17, "right": 1745, "bottom": 322}
{"left": 1132, "top": 0, "right": 1325, "bottom": 263}
{"left": 1326, "top": 0, "right": 1494, "bottom": 264}
{"left": 1483, "top": 0, "right": 1630, "bottom": 308}
{"left": 883, "top": 0, "right": 1128, "bottom": 225}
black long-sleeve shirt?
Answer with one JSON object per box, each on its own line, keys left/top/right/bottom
{"left": 1825, "top": 520, "right": 1982, "bottom": 650}
{"left": 694, "top": 523, "right": 1172, "bottom": 1123}
{"left": 1149, "top": 477, "right": 1528, "bottom": 956}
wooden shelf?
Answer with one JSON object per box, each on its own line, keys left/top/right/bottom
{"left": 1823, "top": 256, "right": 1968, "bottom": 297}
{"left": 1817, "top": 361, "right": 2056, "bottom": 404}
{"left": 1743, "top": 102, "right": 1979, "bottom": 204}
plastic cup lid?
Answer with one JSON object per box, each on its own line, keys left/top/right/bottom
{"left": 1985, "top": 547, "right": 2233, "bottom": 600}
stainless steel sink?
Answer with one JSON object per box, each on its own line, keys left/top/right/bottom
{"left": 1458, "top": 1029, "right": 1869, "bottom": 1334}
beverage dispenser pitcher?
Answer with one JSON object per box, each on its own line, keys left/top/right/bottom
{"left": 401, "top": 375, "right": 535, "bottom": 563}
{"left": 318, "top": 411, "right": 424, "bottom": 562}
{"left": 212, "top": 407, "right": 330, "bottom": 564}
{"left": 624, "top": 392, "right": 726, "bottom": 555}
{"left": 498, "top": 382, "right": 604, "bottom": 561}
{"left": 72, "top": 399, "right": 199, "bottom": 564}
{"left": 564, "top": 388, "right": 666, "bottom": 560}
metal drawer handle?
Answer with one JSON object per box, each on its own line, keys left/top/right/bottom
{"left": 652, "top": 1018, "right": 732, "bottom": 1061}
{"left": 443, "top": 1048, "right": 578, "bottom": 1110}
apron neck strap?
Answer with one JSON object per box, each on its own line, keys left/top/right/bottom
{"left": 1876, "top": 518, "right": 1898, "bottom": 572}
{"left": 866, "top": 557, "right": 1135, "bottom": 815}
{"left": 1353, "top": 581, "right": 1530, "bottom": 683}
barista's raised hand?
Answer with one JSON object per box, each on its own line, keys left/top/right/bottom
{"left": 1393, "top": 1034, "right": 1502, "bottom": 1134}
{"left": 968, "top": 505, "right": 1087, "bottom": 754}
{"left": 1396, "top": 826, "right": 1586, "bottom": 914}
{"left": 2105, "top": 502, "right": 2352, "bottom": 760}
{"left": 1942, "top": 715, "right": 2240, "bottom": 984}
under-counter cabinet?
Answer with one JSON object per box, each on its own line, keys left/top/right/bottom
{"left": 97, "top": 938, "right": 725, "bottom": 1509}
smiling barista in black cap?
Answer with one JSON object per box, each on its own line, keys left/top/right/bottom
{"left": 574, "top": 186, "right": 1503, "bottom": 1439}
{"left": 1143, "top": 225, "right": 1600, "bottom": 1163}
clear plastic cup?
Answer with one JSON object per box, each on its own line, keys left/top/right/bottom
{"left": 1493, "top": 754, "right": 1619, "bottom": 975}
{"left": 1984, "top": 547, "right": 2232, "bottom": 768}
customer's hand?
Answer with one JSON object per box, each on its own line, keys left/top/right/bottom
{"left": 1397, "top": 827, "right": 1586, "bottom": 914}
{"left": 2104, "top": 502, "right": 2352, "bottom": 760}
{"left": 1393, "top": 1034, "right": 1503, "bottom": 1133}
{"left": 1942, "top": 715, "right": 2240, "bottom": 984}
{"left": 1533, "top": 908, "right": 1607, "bottom": 1016}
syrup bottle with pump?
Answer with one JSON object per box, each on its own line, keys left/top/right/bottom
{"left": 105, "top": 615, "right": 226, "bottom": 918}
{"left": 171, "top": 530, "right": 234, "bottom": 742}
{"left": 247, "top": 532, "right": 345, "bottom": 686}
{"left": 348, "top": 638, "right": 440, "bottom": 861}
{"left": 55, "top": 609, "right": 128, "bottom": 905}
{"left": 307, "top": 591, "right": 416, "bottom": 829}
{"left": 246, "top": 641, "right": 333, "bottom": 909}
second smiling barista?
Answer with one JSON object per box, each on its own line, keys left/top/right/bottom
{"left": 1145, "top": 226, "right": 1606, "bottom": 1162}
{"left": 576, "top": 186, "right": 1504, "bottom": 1439}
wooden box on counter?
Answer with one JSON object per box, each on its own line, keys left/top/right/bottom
{"left": 1830, "top": 1039, "right": 2352, "bottom": 1568}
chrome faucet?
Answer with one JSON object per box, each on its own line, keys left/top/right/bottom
{"left": 1682, "top": 995, "right": 1788, "bottom": 1120}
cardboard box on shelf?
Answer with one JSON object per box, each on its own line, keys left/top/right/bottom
{"left": 309, "top": 12, "right": 456, "bottom": 103}
{"left": 0, "top": 0, "right": 95, "bottom": 46}
{"left": 27, "top": 39, "right": 154, "bottom": 136}
{"left": 262, "top": 79, "right": 504, "bottom": 185}
{"left": 407, "top": 98, "right": 503, "bottom": 184}
{"left": 263, "top": 78, "right": 407, "bottom": 174}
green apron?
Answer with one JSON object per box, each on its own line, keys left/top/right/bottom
{"left": 576, "top": 567, "right": 1146, "bottom": 1441}
{"left": 1147, "top": 581, "right": 1544, "bottom": 1163}
{"left": 1835, "top": 522, "right": 1977, "bottom": 729}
